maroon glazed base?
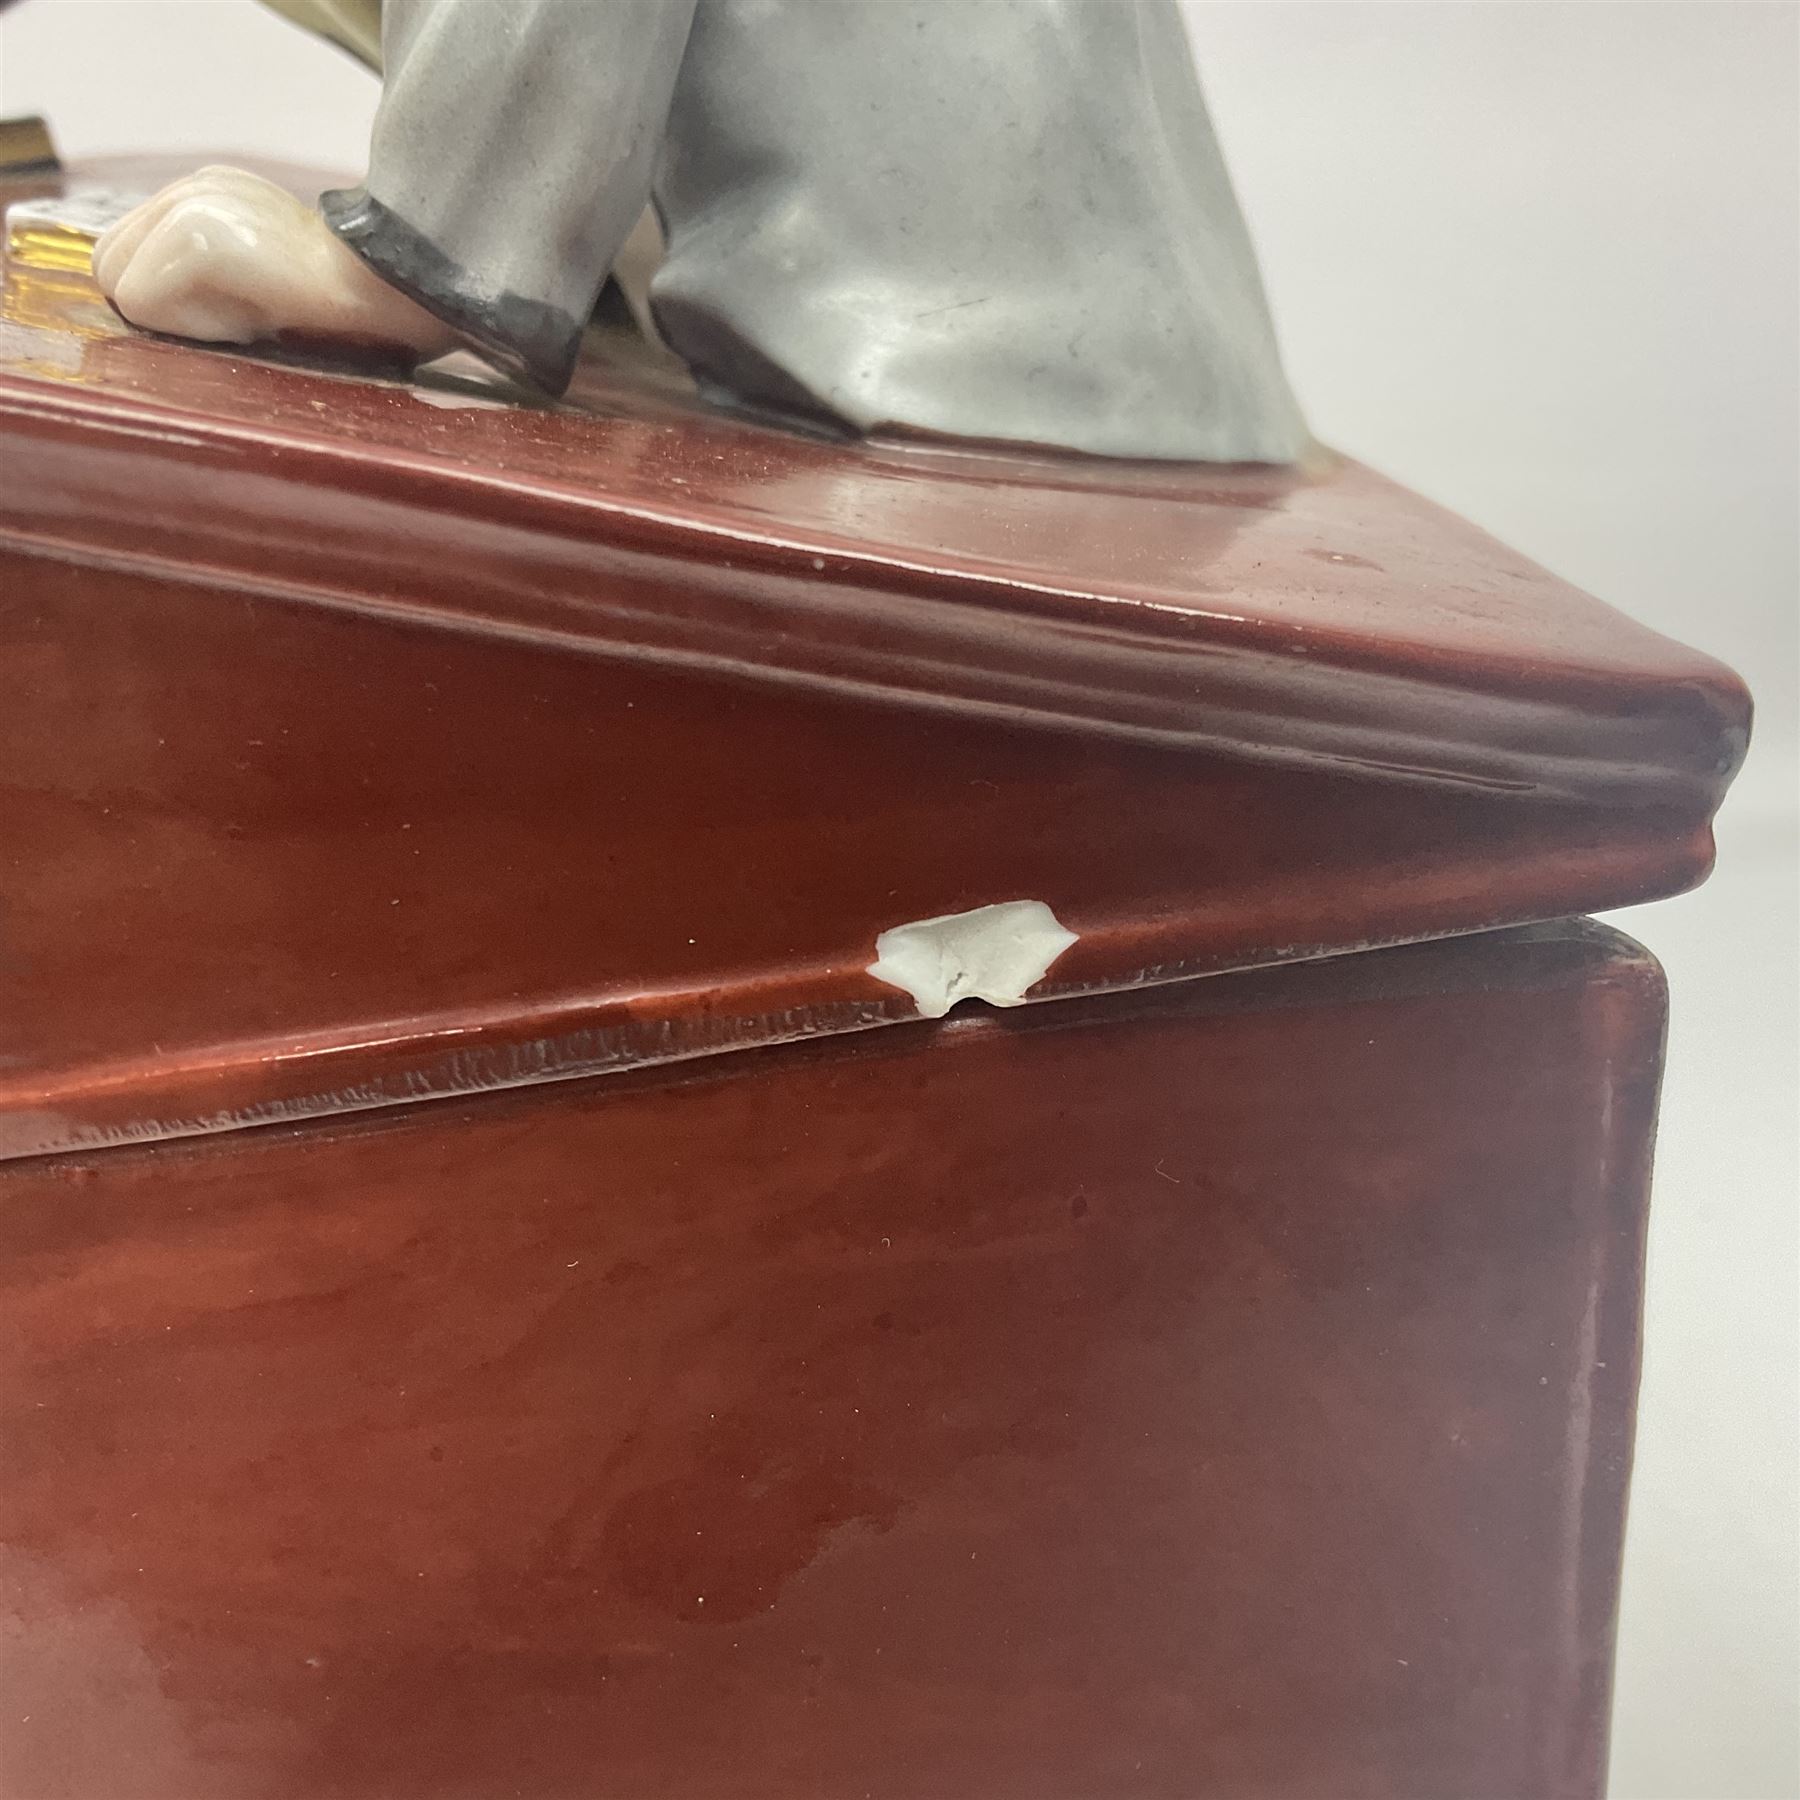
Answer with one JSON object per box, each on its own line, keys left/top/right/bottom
{"left": 0, "top": 922, "right": 1659, "bottom": 1800}
{"left": 0, "top": 163, "right": 1749, "bottom": 1159}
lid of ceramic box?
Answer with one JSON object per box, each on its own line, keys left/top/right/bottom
{"left": 0, "top": 159, "right": 1750, "bottom": 1158}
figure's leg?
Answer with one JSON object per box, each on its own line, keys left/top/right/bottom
{"left": 652, "top": 0, "right": 1308, "bottom": 462}
{"left": 97, "top": 0, "right": 697, "bottom": 390}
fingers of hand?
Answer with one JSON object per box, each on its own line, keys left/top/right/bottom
{"left": 94, "top": 169, "right": 316, "bottom": 340}
{"left": 94, "top": 170, "right": 316, "bottom": 344}
{"left": 95, "top": 168, "right": 281, "bottom": 287}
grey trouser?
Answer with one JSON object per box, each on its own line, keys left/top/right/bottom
{"left": 319, "top": 0, "right": 1308, "bottom": 462}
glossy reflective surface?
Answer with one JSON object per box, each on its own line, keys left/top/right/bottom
{"left": 0, "top": 536, "right": 1724, "bottom": 1160}
{"left": 0, "top": 161, "right": 1751, "bottom": 1157}
{"left": 0, "top": 922, "right": 1661, "bottom": 1800}
{"left": 0, "top": 928, "right": 1663, "bottom": 1800}
{"left": 0, "top": 154, "right": 1712, "bottom": 1798}
{"left": 0, "top": 161, "right": 1748, "bottom": 797}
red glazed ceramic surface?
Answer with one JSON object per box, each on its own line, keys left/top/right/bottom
{"left": 0, "top": 160, "right": 1750, "bottom": 1157}
{"left": 0, "top": 923, "right": 1661, "bottom": 1800}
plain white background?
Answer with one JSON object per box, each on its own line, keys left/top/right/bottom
{"left": 3, "top": 3, "right": 1796, "bottom": 1795}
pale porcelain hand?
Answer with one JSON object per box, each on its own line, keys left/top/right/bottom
{"left": 93, "top": 166, "right": 455, "bottom": 362}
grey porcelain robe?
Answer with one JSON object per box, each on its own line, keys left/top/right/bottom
{"left": 317, "top": 0, "right": 1309, "bottom": 462}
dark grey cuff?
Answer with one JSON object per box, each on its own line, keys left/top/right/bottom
{"left": 320, "top": 186, "right": 583, "bottom": 394}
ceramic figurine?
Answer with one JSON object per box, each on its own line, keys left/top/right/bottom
{"left": 0, "top": 5, "right": 1757, "bottom": 1795}
{"left": 91, "top": 0, "right": 1309, "bottom": 462}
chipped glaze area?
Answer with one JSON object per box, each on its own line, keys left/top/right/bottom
{"left": 867, "top": 900, "right": 1079, "bottom": 1018}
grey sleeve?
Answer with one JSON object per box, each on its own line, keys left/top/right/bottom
{"left": 321, "top": 0, "right": 698, "bottom": 391}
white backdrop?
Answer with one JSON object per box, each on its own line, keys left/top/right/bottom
{"left": 4, "top": 4, "right": 1796, "bottom": 1796}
